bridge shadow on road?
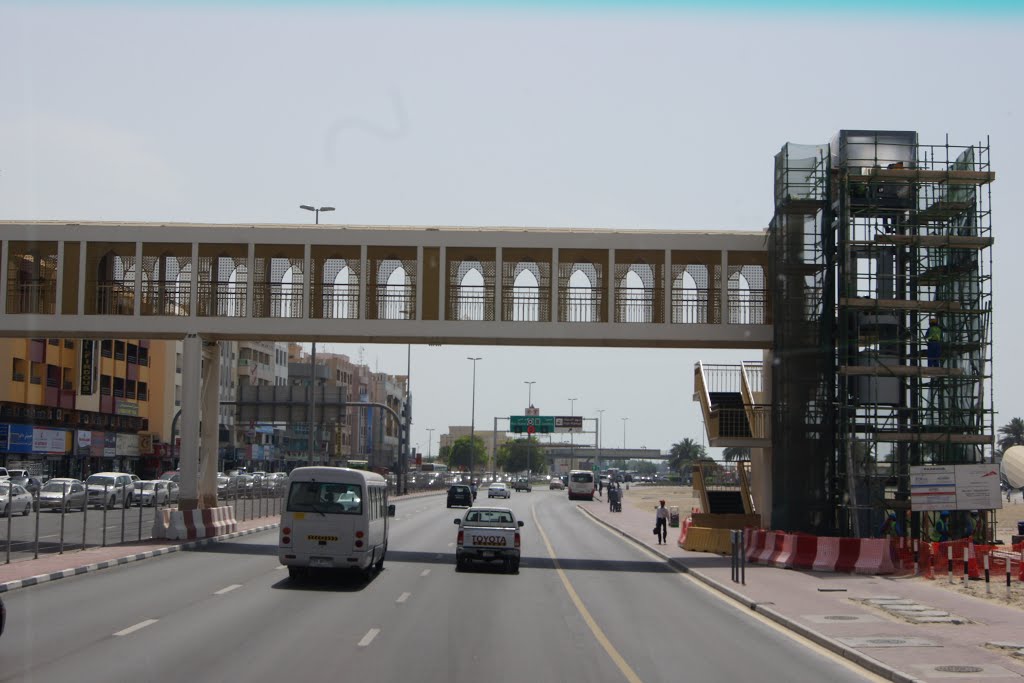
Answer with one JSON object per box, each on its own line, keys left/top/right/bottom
{"left": 178, "top": 543, "right": 679, "bottom": 575}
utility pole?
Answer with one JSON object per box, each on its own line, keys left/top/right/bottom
{"left": 467, "top": 357, "right": 482, "bottom": 481}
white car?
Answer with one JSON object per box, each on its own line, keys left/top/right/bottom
{"left": 487, "top": 483, "right": 511, "bottom": 499}
{"left": 137, "top": 480, "right": 177, "bottom": 506}
{"left": 0, "top": 483, "right": 33, "bottom": 517}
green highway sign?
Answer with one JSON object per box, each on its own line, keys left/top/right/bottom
{"left": 510, "top": 415, "right": 556, "bottom": 434}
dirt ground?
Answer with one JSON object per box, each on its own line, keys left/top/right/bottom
{"left": 617, "top": 484, "right": 702, "bottom": 517}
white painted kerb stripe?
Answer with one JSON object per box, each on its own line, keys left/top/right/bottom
{"left": 396, "top": 592, "right": 411, "bottom": 604}
{"left": 215, "top": 584, "right": 242, "bottom": 595}
{"left": 114, "top": 619, "right": 158, "bottom": 637}
{"left": 358, "top": 628, "right": 380, "bottom": 647}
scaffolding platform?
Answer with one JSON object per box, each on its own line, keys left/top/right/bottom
{"left": 844, "top": 168, "right": 995, "bottom": 185}
{"left": 838, "top": 365, "right": 964, "bottom": 378}
{"left": 872, "top": 234, "right": 993, "bottom": 250}
{"left": 840, "top": 297, "right": 965, "bottom": 313}
{"left": 874, "top": 432, "right": 992, "bottom": 445}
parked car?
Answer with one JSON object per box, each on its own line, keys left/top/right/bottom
{"left": 0, "top": 482, "right": 33, "bottom": 517}
{"left": 487, "top": 483, "right": 511, "bottom": 499}
{"left": 549, "top": 478, "right": 565, "bottom": 490}
{"left": 6, "top": 470, "right": 30, "bottom": 479}
{"left": 512, "top": 478, "right": 532, "bottom": 492}
{"left": 137, "top": 480, "right": 173, "bottom": 506}
{"left": 447, "top": 484, "right": 474, "bottom": 508}
{"left": 38, "top": 479, "right": 87, "bottom": 512}
{"left": 159, "top": 471, "right": 180, "bottom": 483}
{"left": 85, "top": 472, "right": 135, "bottom": 509}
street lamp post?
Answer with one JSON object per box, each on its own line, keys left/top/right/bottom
{"left": 468, "top": 357, "right": 482, "bottom": 482}
{"left": 299, "top": 204, "right": 335, "bottom": 225}
{"left": 568, "top": 398, "right": 577, "bottom": 470}
{"left": 298, "top": 204, "right": 333, "bottom": 465}
{"left": 596, "top": 409, "right": 605, "bottom": 470}
{"left": 426, "top": 428, "right": 435, "bottom": 460}
{"left": 622, "top": 417, "right": 629, "bottom": 450}
{"left": 524, "top": 381, "right": 536, "bottom": 411}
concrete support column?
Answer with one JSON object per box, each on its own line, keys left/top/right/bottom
{"left": 494, "top": 246, "right": 503, "bottom": 322}
{"left": 607, "top": 248, "right": 616, "bottom": 323}
{"left": 416, "top": 245, "right": 424, "bottom": 320}
{"left": 190, "top": 242, "right": 199, "bottom": 319}
{"left": 663, "top": 249, "right": 672, "bottom": 324}
{"left": 551, "top": 247, "right": 559, "bottom": 323}
{"left": 359, "top": 244, "right": 368, "bottom": 319}
{"left": 55, "top": 241, "right": 65, "bottom": 317}
{"left": 77, "top": 242, "right": 88, "bottom": 315}
{"left": 133, "top": 241, "right": 143, "bottom": 316}
{"left": 0, "top": 239, "right": 7, "bottom": 313}
{"left": 246, "top": 243, "right": 255, "bottom": 318}
{"left": 200, "top": 340, "right": 221, "bottom": 508}
{"left": 179, "top": 333, "right": 202, "bottom": 511}
{"left": 721, "top": 249, "right": 729, "bottom": 325}
{"left": 438, "top": 246, "right": 446, "bottom": 320}
{"left": 303, "top": 243, "right": 312, "bottom": 320}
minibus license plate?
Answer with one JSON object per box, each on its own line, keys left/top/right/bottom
{"left": 310, "top": 557, "right": 332, "bottom": 568}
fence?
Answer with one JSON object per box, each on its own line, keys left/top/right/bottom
{"left": 1, "top": 481, "right": 283, "bottom": 565}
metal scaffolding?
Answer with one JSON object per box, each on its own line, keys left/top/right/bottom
{"left": 769, "top": 131, "right": 994, "bottom": 537}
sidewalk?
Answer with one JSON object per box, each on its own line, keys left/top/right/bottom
{"left": 0, "top": 490, "right": 444, "bottom": 595}
{"left": 583, "top": 493, "right": 1024, "bottom": 683}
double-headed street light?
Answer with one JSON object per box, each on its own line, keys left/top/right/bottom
{"left": 299, "top": 204, "right": 335, "bottom": 225}
{"left": 568, "top": 398, "right": 578, "bottom": 470}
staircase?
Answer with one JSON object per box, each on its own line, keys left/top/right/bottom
{"left": 708, "top": 392, "right": 752, "bottom": 437}
{"left": 706, "top": 489, "right": 747, "bottom": 514}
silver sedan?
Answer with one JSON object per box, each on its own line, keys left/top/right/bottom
{"left": 0, "top": 484, "right": 33, "bottom": 517}
{"left": 38, "top": 480, "right": 87, "bottom": 512}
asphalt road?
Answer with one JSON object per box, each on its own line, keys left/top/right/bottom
{"left": 0, "top": 489, "right": 876, "bottom": 682}
{"left": 0, "top": 495, "right": 282, "bottom": 561}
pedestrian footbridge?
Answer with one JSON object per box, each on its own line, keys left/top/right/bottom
{"left": 0, "top": 221, "right": 771, "bottom": 349}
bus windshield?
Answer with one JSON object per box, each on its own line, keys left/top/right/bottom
{"left": 287, "top": 481, "right": 363, "bottom": 515}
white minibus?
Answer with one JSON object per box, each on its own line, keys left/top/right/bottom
{"left": 279, "top": 467, "right": 395, "bottom": 580}
{"left": 567, "top": 470, "right": 596, "bottom": 501}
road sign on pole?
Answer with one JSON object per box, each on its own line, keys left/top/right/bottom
{"left": 510, "top": 415, "right": 555, "bottom": 434}
{"left": 555, "top": 416, "right": 583, "bottom": 433}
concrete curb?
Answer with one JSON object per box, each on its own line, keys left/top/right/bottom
{"left": 576, "top": 505, "right": 926, "bottom": 683}
{"left": 0, "top": 522, "right": 280, "bottom": 595}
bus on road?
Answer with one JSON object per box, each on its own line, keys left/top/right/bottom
{"left": 279, "top": 467, "right": 395, "bottom": 580}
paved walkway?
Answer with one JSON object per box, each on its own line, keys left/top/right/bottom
{"left": 0, "top": 489, "right": 444, "bottom": 594}
{"left": 583, "top": 491, "right": 1024, "bottom": 683}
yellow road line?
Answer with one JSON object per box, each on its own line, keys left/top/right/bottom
{"left": 531, "top": 505, "right": 643, "bottom": 683}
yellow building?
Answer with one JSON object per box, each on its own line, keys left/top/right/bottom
{"left": 1, "top": 337, "right": 153, "bottom": 478}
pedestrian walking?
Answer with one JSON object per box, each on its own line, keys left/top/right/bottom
{"left": 654, "top": 500, "right": 669, "bottom": 545}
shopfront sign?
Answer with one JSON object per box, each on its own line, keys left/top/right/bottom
{"left": 8, "top": 424, "right": 34, "bottom": 454}
{"left": 116, "top": 433, "right": 139, "bottom": 457}
{"left": 80, "top": 340, "right": 96, "bottom": 396}
{"left": 104, "top": 432, "right": 117, "bottom": 458}
{"left": 32, "top": 427, "right": 68, "bottom": 455}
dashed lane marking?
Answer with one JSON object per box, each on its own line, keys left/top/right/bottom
{"left": 114, "top": 619, "right": 158, "bottom": 637}
{"left": 358, "top": 628, "right": 380, "bottom": 647}
{"left": 420, "top": 569, "right": 431, "bottom": 577}
{"left": 396, "top": 592, "right": 411, "bottom": 604}
{"left": 214, "top": 584, "right": 242, "bottom": 595}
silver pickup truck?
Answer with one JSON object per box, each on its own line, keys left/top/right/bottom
{"left": 454, "top": 507, "right": 523, "bottom": 573}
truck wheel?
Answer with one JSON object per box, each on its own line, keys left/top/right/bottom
{"left": 288, "top": 566, "right": 304, "bottom": 580}
{"left": 511, "top": 559, "right": 520, "bottom": 574}
{"left": 375, "top": 544, "right": 386, "bottom": 570}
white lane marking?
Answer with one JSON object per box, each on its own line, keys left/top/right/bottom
{"left": 447, "top": 542, "right": 455, "bottom": 547}
{"left": 420, "top": 569, "right": 430, "bottom": 577}
{"left": 358, "top": 628, "right": 380, "bottom": 647}
{"left": 113, "top": 619, "right": 158, "bottom": 637}
{"left": 275, "top": 565, "right": 287, "bottom": 570}
{"left": 40, "top": 534, "right": 59, "bottom": 539}
{"left": 396, "top": 592, "right": 411, "bottom": 604}
{"left": 215, "top": 584, "right": 242, "bottom": 595}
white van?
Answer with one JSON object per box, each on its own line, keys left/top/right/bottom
{"left": 279, "top": 467, "right": 395, "bottom": 580}
{"left": 567, "top": 470, "right": 596, "bottom": 501}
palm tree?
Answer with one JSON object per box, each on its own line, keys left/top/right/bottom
{"left": 668, "top": 438, "right": 706, "bottom": 473}
{"left": 723, "top": 447, "right": 750, "bottom": 462}
{"left": 998, "top": 418, "right": 1024, "bottom": 454}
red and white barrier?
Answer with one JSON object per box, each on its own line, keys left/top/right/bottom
{"left": 771, "top": 533, "right": 797, "bottom": 568}
{"left": 746, "top": 531, "right": 896, "bottom": 575}
{"left": 153, "top": 505, "right": 239, "bottom": 540}
{"left": 812, "top": 536, "right": 840, "bottom": 572}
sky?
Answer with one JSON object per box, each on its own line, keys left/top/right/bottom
{"left": 1, "top": 1, "right": 1021, "bottom": 459}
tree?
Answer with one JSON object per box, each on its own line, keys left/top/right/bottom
{"left": 997, "top": 418, "right": 1024, "bottom": 455}
{"left": 723, "top": 447, "right": 751, "bottom": 462}
{"left": 439, "top": 436, "right": 487, "bottom": 471}
{"left": 634, "top": 461, "right": 658, "bottom": 476}
{"left": 668, "top": 438, "right": 706, "bottom": 473}
{"left": 497, "top": 437, "right": 545, "bottom": 474}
